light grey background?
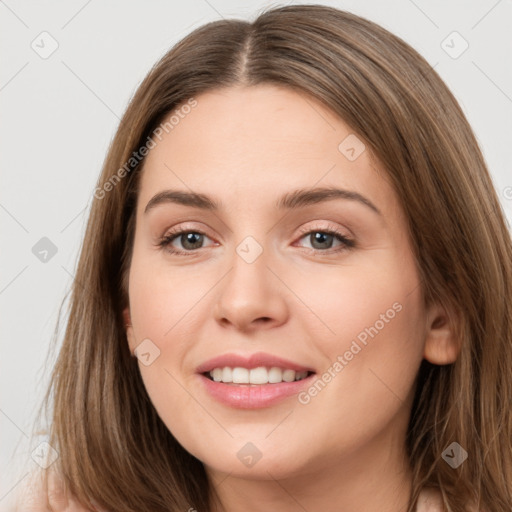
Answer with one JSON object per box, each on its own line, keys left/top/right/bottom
{"left": 1, "top": 0, "right": 511, "bottom": 506}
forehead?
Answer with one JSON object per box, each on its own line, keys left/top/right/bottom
{"left": 137, "top": 84, "right": 397, "bottom": 218}
{"left": 155, "top": 84, "right": 354, "bottom": 162}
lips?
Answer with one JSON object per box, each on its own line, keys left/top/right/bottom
{"left": 196, "top": 352, "right": 317, "bottom": 409}
{"left": 196, "top": 352, "right": 316, "bottom": 374}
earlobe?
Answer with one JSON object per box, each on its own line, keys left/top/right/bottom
{"left": 123, "top": 307, "right": 136, "bottom": 354}
{"left": 423, "top": 302, "right": 461, "bottom": 365}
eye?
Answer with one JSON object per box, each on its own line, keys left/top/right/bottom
{"left": 157, "top": 223, "right": 355, "bottom": 256}
{"left": 295, "top": 224, "right": 355, "bottom": 254}
{"left": 157, "top": 228, "right": 216, "bottom": 256}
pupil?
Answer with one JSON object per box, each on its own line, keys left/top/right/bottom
{"left": 311, "top": 232, "right": 332, "bottom": 249}
{"left": 183, "top": 232, "right": 203, "bottom": 249}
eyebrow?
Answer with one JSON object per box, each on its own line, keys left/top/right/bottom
{"left": 144, "top": 186, "right": 381, "bottom": 216}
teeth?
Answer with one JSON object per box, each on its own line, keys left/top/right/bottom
{"left": 211, "top": 368, "right": 223, "bottom": 382}
{"left": 232, "top": 367, "right": 249, "bottom": 383}
{"left": 269, "top": 367, "right": 282, "bottom": 383}
{"left": 208, "top": 366, "right": 310, "bottom": 384}
{"left": 250, "top": 367, "right": 268, "bottom": 384}
{"left": 283, "top": 369, "right": 296, "bottom": 382}
{"left": 222, "top": 367, "right": 232, "bottom": 383}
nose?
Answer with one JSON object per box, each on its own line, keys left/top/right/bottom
{"left": 213, "top": 244, "right": 289, "bottom": 332}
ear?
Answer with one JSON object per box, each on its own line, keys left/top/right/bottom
{"left": 123, "top": 307, "right": 137, "bottom": 354}
{"left": 423, "top": 301, "right": 461, "bottom": 365}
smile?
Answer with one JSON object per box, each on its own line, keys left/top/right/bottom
{"left": 205, "top": 366, "right": 312, "bottom": 384}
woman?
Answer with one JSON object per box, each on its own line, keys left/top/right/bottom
{"left": 15, "top": 4, "right": 512, "bottom": 511}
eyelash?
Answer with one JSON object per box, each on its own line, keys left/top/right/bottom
{"left": 157, "top": 224, "right": 355, "bottom": 257}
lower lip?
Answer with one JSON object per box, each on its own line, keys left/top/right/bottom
{"left": 198, "top": 373, "right": 315, "bottom": 409}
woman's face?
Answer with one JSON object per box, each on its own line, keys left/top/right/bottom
{"left": 124, "top": 84, "right": 438, "bottom": 482}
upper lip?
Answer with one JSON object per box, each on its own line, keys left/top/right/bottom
{"left": 196, "top": 352, "right": 316, "bottom": 374}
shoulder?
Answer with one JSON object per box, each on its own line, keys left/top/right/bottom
{"left": 416, "top": 487, "right": 484, "bottom": 512}
{"left": 2, "top": 470, "right": 48, "bottom": 512}
{"left": 9, "top": 469, "right": 102, "bottom": 512}
{"left": 416, "top": 487, "right": 444, "bottom": 512}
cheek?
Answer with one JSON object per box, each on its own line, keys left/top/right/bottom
{"left": 295, "top": 247, "right": 424, "bottom": 360}
{"left": 128, "top": 253, "right": 214, "bottom": 345}
{"left": 293, "top": 256, "right": 425, "bottom": 446}
{"left": 127, "top": 256, "right": 221, "bottom": 442}
{"left": 128, "top": 271, "right": 204, "bottom": 451}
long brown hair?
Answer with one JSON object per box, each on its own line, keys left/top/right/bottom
{"left": 30, "top": 4, "right": 512, "bottom": 511}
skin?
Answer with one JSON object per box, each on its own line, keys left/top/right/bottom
{"left": 124, "top": 84, "right": 459, "bottom": 511}
{"left": 12, "top": 468, "right": 99, "bottom": 512}
{"left": 16, "top": 84, "right": 458, "bottom": 511}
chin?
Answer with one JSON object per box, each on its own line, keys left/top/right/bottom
{"left": 197, "top": 441, "right": 312, "bottom": 480}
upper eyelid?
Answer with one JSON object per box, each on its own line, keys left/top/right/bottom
{"left": 161, "top": 222, "right": 352, "bottom": 247}
{"left": 163, "top": 219, "right": 350, "bottom": 235}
